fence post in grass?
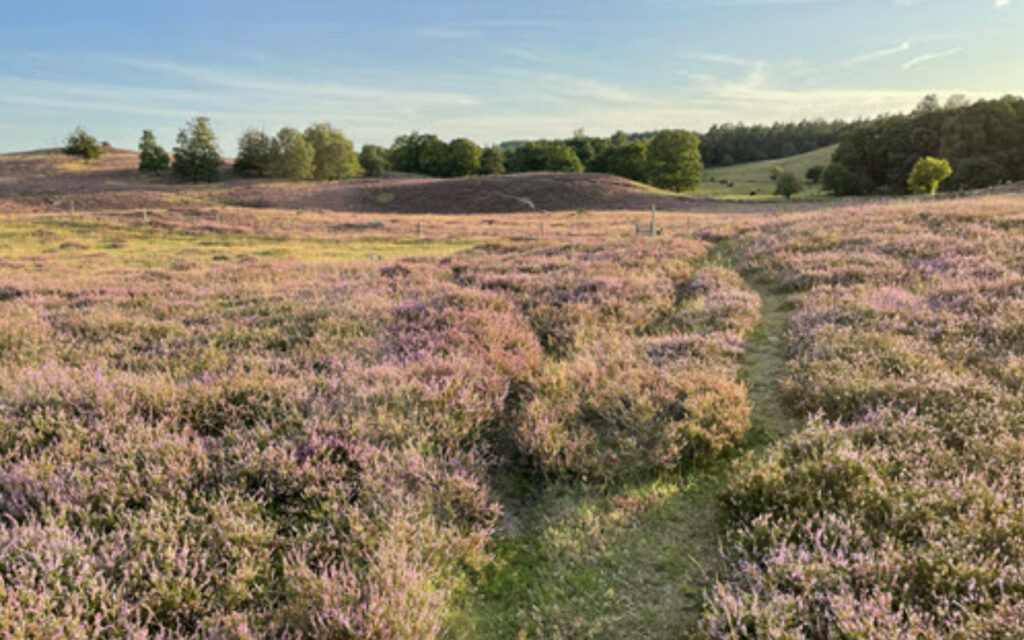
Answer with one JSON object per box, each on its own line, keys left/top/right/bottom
{"left": 649, "top": 205, "right": 656, "bottom": 237}
{"left": 70, "top": 200, "right": 75, "bottom": 216}
{"left": 143, "top": 209, "right": 148, "bottom": 224}
{"left": 540, "top": 222, "right": 544, "bottom": 239}
{"left": 416, "top": 222, "right": 422, "bottom": 238}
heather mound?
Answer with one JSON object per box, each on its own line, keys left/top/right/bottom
{"left": 217, "top": 172, "right": 715, "bottom": 214}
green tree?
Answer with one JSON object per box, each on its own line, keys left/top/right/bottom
{"left": 506, "top": 142, "right": 583, "bottom": 173}
{"left": 303, "top": 123, "right": 360, "bottom": 180}
{"left": 774, "top": 170, "right": 804, "bottom": 199}
{"left": 234, "top": 129, "right": 272, "bottom": 177}
{"left": 480, "top": 147, "right": 505, "bottom": 175}
{"left": 172, "top": 117, "right": 222, "bottom": 182}
{"left": 645, "top": 130, "right": 702, "bottom": 192}
{"left": 269, "top": 127, "right": 315, "bottom": 180}
{"left": 599, "top": 142, "right": 648, "bottom": 181}
{"left": 359, "top": 144, "right": 390, "bottom": 177}
{"left": 417, "top": 135, "right": 450, "bottom": 177}
{"left": 137, "top": 130, "right": 169, "bottom": 173}
{"left": 447, "top": 138, "right": 482, "bottom": 177}
{"left": 805, "top": 165, "right": 825, "bottom": 184}
{"left": 63, "top": 126, "right": 102, "bottom": 160}
{"left": 907, "top": 156, "right": 953, "bottom": 195}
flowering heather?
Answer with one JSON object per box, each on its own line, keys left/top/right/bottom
{"left": 0, "top": 209, "right": 758, "bottom": 638}
{"left": 707, "top": 197, "right": 1024, "bottom": 638}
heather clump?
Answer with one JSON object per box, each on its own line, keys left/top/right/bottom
{"left": 0, "top": 213, "right": 759, "bottom": 638}
{"left": 707, "top": 198, "right": 1024, "bottom": 638}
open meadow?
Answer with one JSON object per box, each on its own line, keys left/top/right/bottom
{"left": 0, "top": 146, "right": 1022, "bottom": 638}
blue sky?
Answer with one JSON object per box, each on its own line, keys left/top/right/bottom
{"left": 1, "top": 0, "right": 1021, "bottom": 154}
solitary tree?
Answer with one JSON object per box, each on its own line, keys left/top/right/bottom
{"left": 480, "top": 147, "right": 505, "bottom": 175}
{"left": 137, "top": 130, "right": 170, "bottom": 173}
{"left": 269, "top": 127, "right": 315, "bottom": 180}
{"left": 63, "top": 126, "right": 102, "bottom": 160}
{"left": 303, "top": 123, "right": 360, "bottom": 180}
{"left": 447, "top": 138, "right": 482, "bottom": 177}
{"left": 774, "top": 170, "right": 804, "bottom": 199}
{"left": 234, "top": 129, "right": 272, "bottom": 177}
{"left": 907, "top": 156, "right": 953, "bottom": 195}
{"left": 172, "top": 117, "right": 222, "bottom": 182}
{"left": 645, "top": 130, "right": 702, "bottom": 192}
{"left": 359, "top": 144, "right": 390, "bottom": 177}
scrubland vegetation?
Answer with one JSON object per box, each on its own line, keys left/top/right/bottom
{"left": 9, "top": 87, "right": 1024, "bottom": 639}
{"left": 707, "top": 197, "right": 1024, "bottom": 637}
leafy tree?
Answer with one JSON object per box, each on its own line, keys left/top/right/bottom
{"left": 447, "top": 138, "right": 482, "bottom": 177}
{"left": 388, "top": 132, "right": 427, "bottom": 173}
{"left": 359, "top": 144, "right": 390, "bottom": 177}
{"left": 480, "top": 147, "right": 505, "bottom": 175}
{"left": 805, "top": 165, "right": 825, "bottom": 184}
{"left": 949, "top": 155, "right": 1007, "bottom": 191}
{"left": 769, "top": 164, "right": 785, "bottom": 182}
{"left": 774, "top": 170, "right": 804, "bottom": 199}
{"left": 645, "top": 130, "right": 702, "bottom": 192}
{"left": 63, "top": 126, "right": 102, "bottom": 160}
{"left": 506, "top": 141, "right": 583, "bottom": 173}
{"left": 417, "top": 135, "right": 450, "bottom": 177}
{"left": 303, "top": 123, "right": 360, "bottom": 180}
{"left": 907, "top": 156, "right": 953, "bottom": 195}
{"left": 172, "top": 117, "right": 222, "bottom": 182}
{"left": 598, "top": 142, "right": 648, "bottom": 181}
{"left": 234, "top": 129, "right": 272, "bottom": 177}
{"left": 269, "top": 127, "right": 315, "bottom": 180}
{"left": 137, "top": 130, "right": 169, "bottom": 173}
{"left": 822, "top": 162, "right": 864, "bottom": 195}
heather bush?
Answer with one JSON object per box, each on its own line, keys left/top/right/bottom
{"left": 0, "top": 220, "right": 759, "bottom": 638}
{"left": 707, "top": 198, "right": 1024, "bottom": 638}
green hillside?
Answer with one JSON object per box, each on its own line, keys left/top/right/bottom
{"left": 697, "top": 144, "right": 836, "bottom": 199}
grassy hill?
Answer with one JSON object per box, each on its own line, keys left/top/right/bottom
{"left": 696, "top": 144, "right": 836, "bottom": 199}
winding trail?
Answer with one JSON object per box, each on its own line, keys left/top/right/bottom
{"left": 445, "top": 243, "right": 799, "bottom": 639}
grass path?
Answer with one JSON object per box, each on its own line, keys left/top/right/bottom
{"left": 445, "top": 245, "right": 798, "bottom": 639}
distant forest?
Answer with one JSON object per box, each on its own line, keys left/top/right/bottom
{"left": 824, "top": 94, "right": 1024, "bottom": 195}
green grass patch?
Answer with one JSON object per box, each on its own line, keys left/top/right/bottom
{"left": 697, "top": 145, "right": 836, "bottom": 199}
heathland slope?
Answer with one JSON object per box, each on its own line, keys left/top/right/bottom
{"left": 0, "top": 149, "right": 739, "bottom": 214}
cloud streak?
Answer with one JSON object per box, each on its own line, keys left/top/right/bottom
{"left": 903, "top": 47, "right": 962, "bottom": 69}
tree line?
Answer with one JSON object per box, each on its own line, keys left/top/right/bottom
{"left": 823, "top": 94, "right": 1024, "bottom": 195}
{"left": 62, "top": 121, "right": 705, "bottom": 193}
{"left": 699, "top": 119, "right": 850, "bottom": 167}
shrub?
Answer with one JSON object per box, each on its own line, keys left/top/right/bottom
{"left": 773, "top": 169, "right": 804, "bottom": 199}
{"left": 805, "top": 164, "right": 824, "bottom": 184}
{"left": 172, "top": 117, "right": 222, "bottom": 182}
{"left": 63, "top": 126, "right": 102, "bottom": 160}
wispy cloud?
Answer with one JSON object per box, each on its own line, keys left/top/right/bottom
{"left": 842, "top": 41, "right": 911, "bottom": 68}
{"left": 903, "top": 47, "right": 962, "bottom": 69}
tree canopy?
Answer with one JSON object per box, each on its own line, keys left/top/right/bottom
{"left": 137, "top": 130, "right": 169, "bottom": 173}
{"left": 907, "top": 156, "right": 953, "bottom": 195}
{"left": 269, "top": 127, "right": 315, "bottom": 180}
{"left": 447, "top": 138, "right": 482, "bottom": 177}
{"left": 824, "top": 95, "right": 1024, "bottom": 195}
{"left": 645, "top": 130, "right": 703, "bottom": 192}
{"left": 234, "top": 129, "right": 272, "bottom": 177}
{"left": 303, "top": 123, "right": 360, "bottom": 180}
{"left": 359, "top": 144, "right": 390, "bottom": 177}
{"left": 172, "top": 117, "right": 222, "bottom": 182}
